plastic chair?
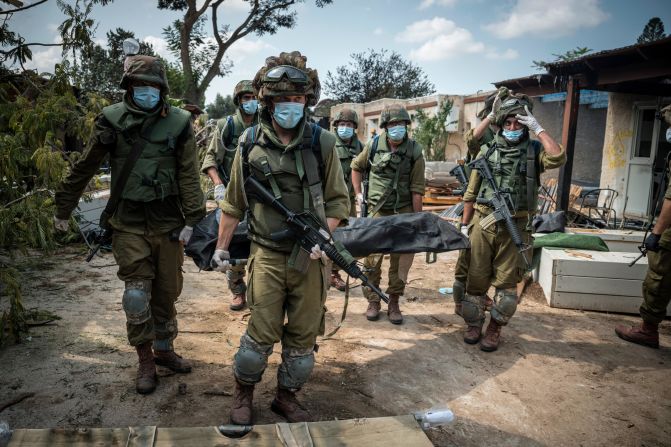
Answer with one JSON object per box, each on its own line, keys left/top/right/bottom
{"left": 577, "top": 188, "right": 618, "bottom": 228}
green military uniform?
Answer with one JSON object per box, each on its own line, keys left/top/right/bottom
{"left": 220, "top": 114, "right": 349, "bottom": 387}
{"left": 462, "top": 132, "right": 565, "bottom": 326}
{"left": 334, "top": 132, "right": 363, "bottom": 216}
{"left": 55, "top": 96, "right": 205, "bottom": 350}
{"left": 201, "top": 108, "right": 257, "bottom": 296}
{"left": 351, "top": 130, "right": 425, "bottom": 300}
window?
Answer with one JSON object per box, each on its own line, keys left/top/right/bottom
{"left": 633, "top": 108, "right": 656, "bottom": 158}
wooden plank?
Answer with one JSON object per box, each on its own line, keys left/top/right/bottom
{"left": 557, "top": 77, "right": 580, "bottom": 212}
{"left": 554, "top": 275, "right": 642, "bottom": 297}
{"left": 548, "top": 291, "right": 671, "bottom": 314}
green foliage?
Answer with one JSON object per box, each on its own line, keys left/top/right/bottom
{"left": 532, "top": 47, "right": 592, "bottom": 72}
{"left": 324, "top": 49, "right": 436, "bottom": 103}
{"left": 205, "top": 93, "right": 235, "bottom": 119}
{"left": 412, "top": 100, "right": 454, "bottom": 161}
{"left": 637, "top": 17, "right": 666, "bottom": 43}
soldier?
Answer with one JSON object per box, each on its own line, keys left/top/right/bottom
{"left": 460, "top": 95, "right": 565, "bottom": 351}
{"left": 53, "top": 56, "right": 206, "bottom": 394}
{"left": 351, "top": 104, "right": 426, "bottom": 324}
{"left": 210, "top": 51, "right": 350, "bottom": 424}
{"left": 329, "top": 108, "right": 364, "bottom": 291}
{"left": 615, "top": 104, "right": 671, "bottom": 349}
{"left": 453, "top": 87, "right": 509, "bottom": 316}
{"left": 201, "top": 81, "right": 259, "bottom": 311}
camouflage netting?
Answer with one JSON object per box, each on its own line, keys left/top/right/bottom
{"left": 252, "top": 51, "right": 321, "bottom": 106}
{"left": 119, "top": 55, "right": 169, "bottom": 93}
{"left": 379, "top": 104, "right": 411, "bottom": 128}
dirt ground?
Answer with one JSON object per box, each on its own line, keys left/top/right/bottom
{"left": 1, "top": 245, "right": 670, "bottom": 447}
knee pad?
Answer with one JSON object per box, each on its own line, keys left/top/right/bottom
{"left": 233, "top": 333, "right": 273, "bottom": 385}
{"left": 122, "top": 280, "right": 152, "bottom": 325}
{"left": 462, "top": 294, "right": 485, "bottom": 325}
{"left": 491, "top": 288, "right": 518, "bottom": 325}
{"left": 277, "top": 347, "right": 315, "bottom": 391}
{"left": 452, "top": 280, "right": 465, "bottom": 305}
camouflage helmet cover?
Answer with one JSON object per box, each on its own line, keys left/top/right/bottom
{"left": 380, "top": 104, "right": 411, "bottom": 128}
{"left": 120, "top": 55, "right": 169, "bottom": 93}
{"left": 495, "top": 93, "right": 533, "bottom": 127}
{"left": 477, "top": 86, "right": 510, "bottom": 120}
{"left": 333, "top": 108, "right": 359, "bottom": 128}
{"left": 233, "top": 80, "right": 255, "bottom": 105}
{"left": 252, "top": 51, "right": 321, "bottom": 106}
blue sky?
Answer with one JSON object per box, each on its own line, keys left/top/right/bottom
{"left": 13, "top": 0, "right": 671, "bottom": 104}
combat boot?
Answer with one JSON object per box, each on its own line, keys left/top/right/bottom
{"left": 330, "top": 271, "right": 347, "bottom": 292}
{"left": 135, "top": 341, "right": 157, "bottom": 394}
{"left": 154, "top": 349, "right": 192, "bottom": 373}
{"left": 271, "top": 388, "right": 311, "bottom": 423}
{"left": 230, "top": 293, "right": 247, "bottom": 311}
{"left": 230, "top": 380, "right": 255, "bottom": 425}
{"left": 480, "top": 319, "right": 502, "bottom": 352}
{"left": 366, "top": 301, "right": 381, "bottom": 321}
{"left": 387, "top": 294, "right": 403, "bottom": 325}
{"left": 615, "top": 321, "right": 659, "bottom": 349}
{"left": 463, "top": 325, "right": 482, "bottom": 344}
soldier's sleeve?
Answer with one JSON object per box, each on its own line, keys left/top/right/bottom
{"left": 464, "top": 129, "right": 481, "bottom": 157}
{"left": 321, "top": 132, "right": 350, "bottom": 222}
{"left": 54, "top": 114, "right": 114, "bottom": 219}
{"left": 538, "top": 143, "right": 567, "bottom": 172}
{"left": 462, "top": 150, "right": 485, "bottom": 202}
{"left": 665, "top": 180, "right": 671, "bottom": 200}
{"left": 200, "top": 119, "right": 225, "bottom": 174}
{"left": 219, "top": 140, "right": 247, "bottom": 220}
{"left": 176, "top": 123, "right": 206, "bottom": 227}
{"left": 350, "top": 142, "right": 370, "bottom": 172}
{"left": 409, "top": 142, "right": 426, "bottom": 195}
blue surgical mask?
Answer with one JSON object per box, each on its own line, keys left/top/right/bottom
{"left": 387, "top": 125, "right": 406, "bottom": 141}
{"left": 337, "top": 126, "right": 354, "bottom": 139}
{"left": 241, "top": 99, "right": 258, "bottom": 115}
{"left": 502, "top": 128, "right": 524, "bottom": 143}
{"left": 133, "top": 86, "right": 161, "bottom": 110}
{"left": 273, "top": 102, "right": 304, "bottom": 129}
{"left": 666, "top": 128, "right": 671, "bottom": 144}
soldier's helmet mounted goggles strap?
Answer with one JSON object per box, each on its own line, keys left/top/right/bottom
{"left": 501, "top": 98, "right": 528, "bottom": 108}
{"left": 264, "top": 65, "right": 308, "bottom": 84}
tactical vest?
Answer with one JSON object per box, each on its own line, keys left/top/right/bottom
{"left": 477, "top": 135, "right": 541, "bottom": 213}
{"left": 103, "top": 103, "right": 190, "bottom": 203}
{"left": 335, "top": 135, "right": 363, "bottom": 196}
{"left": 367, "top": 134, "right": 422, "bottom": 212}
{"left": 240, "top": 123, "right": 332, "bottom": 253}
{"left": 215, "top": 111, "right": 251, "bottom": 184}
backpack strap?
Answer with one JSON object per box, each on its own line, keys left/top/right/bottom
{"left": 298, "top": 123, "right": 327, "bottom": 226}
{"left": 222, "top": 115, "right": 235, "bottom": 148}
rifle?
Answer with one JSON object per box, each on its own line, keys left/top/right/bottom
{"left": 360, "top": 170, "right": 370, "bottom": 218}
{"left": 85, "top": 228, "right": 112, "bottom": 262}
{"left": 468, "top": 157, "right": 531, "bottom": 269}
{"left": 449, "top": 161, "right": 469, "bottom": 196}
{"left": 243, "top": 174, "right": 390, "bottom": 303}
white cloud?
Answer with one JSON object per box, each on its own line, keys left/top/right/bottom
{"left": 225, "top": 0, "right": 251, "bottom": 12}
{"left": 485, "top": 48, "right": 519, "bottom": 60}
{"left": 24, "top": 46, "right": 62, "bottom": 74}
{"left": 227, "top": 38, "right": 274, "bottom": 61}
{"left": 142, "top": 36, "right": 171, "bottom": 59}
{"left": 484, "top": 0, "right": 609, "bottom": 39}
{"left": 418, "top": 0, "right": 457, "bottom": 10}
{"left": 397, "top": 18, "right": 486, "bottom": 61}
{"left": 374, "top": 27, "right": 384, "bottom": 36}
{"left": 396, "top": 17, "right": 456, "bottom": 43}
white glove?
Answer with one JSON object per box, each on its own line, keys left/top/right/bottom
{"left": 178, "top": 226, "right": 193, "bottom": 245}
{"left": 54, "top": 216, "right": 69, "bottom": 232}
{"left": 516, "top": 106, "right": 544, "bottom": 135}
{"left": 460, "top": 225, "right": 469, "bottom": 238}
{"left": 211, "top": 249, "right": 231, "bottom": 272}
{"left": 355, "top": 193, "right": 364, "bottom": 207}
{"left": 214, "top": 184, "right": 226, "bottom": 201}
{"left": 309, "top": 244, "right": 328, "bottom": 261}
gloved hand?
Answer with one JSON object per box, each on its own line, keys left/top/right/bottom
{"left": 644, "top": 232, "right": 661, "bottom": 252}
{"left": 214, "top": 184, "right": 226, "bottom": 201}
{"left": 460, "top": 224, "right": 469, "bottom": 238}
{"left": 211, "top": 249, "right": 231, "bottom": 272}
{"left": 486, "top": 88, "right": 506, "bottom": 122}
{"left": 516, "top": 106, "right": 545, "bottom": 135}
{"left": 309, "top": 244, "right": 328, "bottom": 261}
{"left": 355, "top": 192, "right": 364, "bottom": 207}
{"left": 54, "top": 216, "right": 69, "bottom": 232}
{"left": 178, "top": 226, "right": 193, "bottom": 245}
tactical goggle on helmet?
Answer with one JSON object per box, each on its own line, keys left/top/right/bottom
{"left": 495, "top": 96, "right": 532, "bottom": 127}
{"left": 263, "top": 65, "right": 309, "bottom": 84}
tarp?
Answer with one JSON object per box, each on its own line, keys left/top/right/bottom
{"left": 185, "top": 210, "right": 468, "bottom": 270}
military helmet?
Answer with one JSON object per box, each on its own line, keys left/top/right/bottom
{"left": 120, "top": 55, "right": 169, "bottom": 93}
{"left": 333, "top": 108, "right": 359, "bottom": 128}
{"left": 233, "top": 80, "right": 255, "bottom": 105}
{"left": 477, "top": 86, "right": 510, "bottom": 120}
{"left": 379, "top": 104, "right": 411, "bottom": 128}
{"left": 495, "top": 93, "right": 533, "bottom": 127}
{"left": 252, "top": 51, "right": 321, "bottom": 106}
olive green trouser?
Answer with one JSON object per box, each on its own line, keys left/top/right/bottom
{"left": 331, "top": 196, "right": 358, "bottom": 275}
{"left": 640, "top": 246, "right": 671, "bottom": 325}
{"left": 246, "top": 242, "right": 327, "bottom": 349}
{"left": 363, "top": 205, "right": 415, "bottom": 302}
{"left": 112, "top": 231, "right": 183, "bottom": 347}
{"left": 226, "top": 264, "right": 247, "bottom": 295}
{"left": 466, "top": 211, "right": 531, "bottom": 296}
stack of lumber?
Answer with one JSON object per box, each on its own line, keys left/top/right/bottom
{"left": 424, "top": 161, "right": 462, "bottom": 206}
